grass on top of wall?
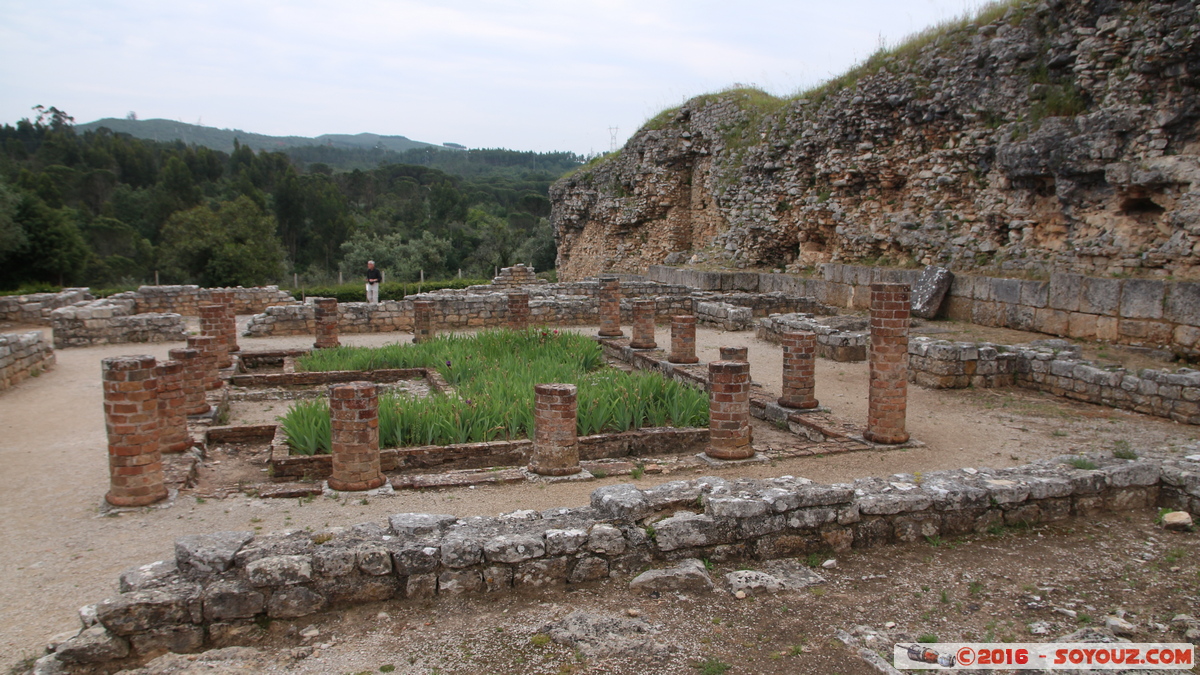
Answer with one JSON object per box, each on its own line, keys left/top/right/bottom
{"left": 280, "top": 328, "right": 709, "bottom": 455}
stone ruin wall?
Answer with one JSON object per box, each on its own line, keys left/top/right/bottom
{"left": 0, "top": 288, "right": 93, "bottom": 325}
{"left": 653, "top": 264, "right": 1200, "bottom": 358}
{"left": 50, "top": 299, "right": 187, "bottom": 349}
{"left": 241, "top": 280, "right": 830, "bottom": 338}
{"left": 38, "top": 454, "right": 1200, "bottom": 670}
{"left": 0, "top": 331, "right": 54, "bottom": 391}
{"left": 551, "top": 0, "right": 1200, "bottom": 281}
{"left": 0, "top": 286, "right": 295, "bottom": 329}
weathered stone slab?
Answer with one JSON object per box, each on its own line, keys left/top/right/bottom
{"left": 629, "top": 558, "right": 713, "bottom": 593}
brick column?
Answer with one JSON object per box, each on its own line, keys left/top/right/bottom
{"left": 706, "top": 361, "right": 753, "bottom": 460}
{"left": 103, "top": 355, "right": 168, "bottom": 507}
{"left": 866, "top": 283, "right": 911, "bottom": 444}
{"left": 668, "top": 315, "right": 699, "bottom": 364}
{"left": 313, "top": 297, "right": 340, "bottom": 349}
{"left": 199, "top": 303, "right": 231, "bottom": 368}
{"left": 412, "top": 300, "right": 435, "bottom": 343}
{"left": 529, "top": 383, "right": 581, "bottom": 476}
{"left": 630, "top": 299, "right": 657, "bottom": 349}
{"left": 209, "top": 290, "right": 239, "bottom": 356}
{"left": 597, "top": 275, "right": 623, "bottom": 337}
{"left": 719, "top": 346, "right": 748, "bottom": 362}
{"left": 186, "top": 335, "right": 222, "bottom": 391}
{"left": 169, "top": 347, "right": 209, "bottom": 415}
{"left": 778, "top": 331, "right": 819, "bottom": 410}
{"left": 156, "top": 359, "right": 191, "bottom": 453}
{"left": 328, "top": 382, "right": 385, "bottom": 491}
{"left": 507, "top": 292, "right": 530, "bottom": 331}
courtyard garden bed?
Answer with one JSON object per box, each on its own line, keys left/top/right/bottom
{"left": 277, "top": 328, "right": 709, "bottom": 456}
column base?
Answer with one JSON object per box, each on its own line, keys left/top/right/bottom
{"left": 667, "top": 355, "right": 699, "bottom": 364}
{"left": 328, "top": 474, "right": 386, "bottom": 491}
{"left": 778, "top": 397, "right": 820, "bottom": 410}
{"left": 598, "top": 330, "right": 624, "bottom": 338}
{"left": 105, "top": 486, "right": 169, "bottom": 507}
{"left": 863, "top": 429, "right": 910, "bottom": 445}
{"left": 527, "top": 463, "right": 583, "bottom": 477}
{"left": 630, "top": 340, "right": 657, "bottom": 350}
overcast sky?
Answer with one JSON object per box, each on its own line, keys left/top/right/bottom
{"left": 1, "top": 0, "right": 991, "bottom": 155}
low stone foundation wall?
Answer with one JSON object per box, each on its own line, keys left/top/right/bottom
{"left": 50, "top": 299, "right": 187, "bottom": 349}
{"left": 756, "top": 313, "right": 869, "bottom": 362}
{"left": 908, "top": 337, "right": 1200, "bottom": 424}
{"left": 0, "top": 288, "right": 93, "bottom": 325}
{"left": 649, "top": 265, "right": 1200, "bottom": 358}
{"left": 245, "top": 285, "right": 831, "bottom": 338}
{"left": 109, "top": 285, "right": 296, "bottom": 316}
{"left": 40, "top": 454, "right": 1200, "bottom": 671}
{"left": 0, "top": 331, "right": 54, "bottom": 391}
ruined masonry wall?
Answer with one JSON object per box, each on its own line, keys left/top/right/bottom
{"left": 50, "top": 300, "right": 186, "bottom": 349}
{"left": 908, "top": 338, "right": 1200, "bottom": 425}
{"left": 651, "top": 265, "right": 1200, "bottom": 358}
{"left": 47, "top": 455, "right": 1200, "bottom": 669}
{"left": 0, "top": 288, "right": 93, "bottom": 324}
{"left": 0, "top": 331, "right": 54, "bottom": 391}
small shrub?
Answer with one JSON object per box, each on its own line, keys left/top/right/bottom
{"left": 1067, "top": 457, "right": 1098, "bottom": 470}
{"left": 530, "top": 633, "right": 552, "bottom": 647}
{"left": 380, "top": 665, "right": 396, "bottom": 673}
{"left": 917, "top": 634, "right": 939, "bottom": 643}
{"left": 1112, "top": 440, "right": 1136, "bottom": 460}
{"left": 693, "top": 657, "right": 732, "bottom": 675}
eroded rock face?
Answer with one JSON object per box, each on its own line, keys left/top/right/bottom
{"left": 552, "top": 0, "right": 1200, "bottom": 280}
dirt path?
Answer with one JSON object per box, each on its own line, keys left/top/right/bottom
{"left": 0, "top": 323, "right": 1196, "bottom": 671}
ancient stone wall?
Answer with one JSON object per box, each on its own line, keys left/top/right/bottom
{"left": 553, "top": 0, "right": 1200, "bottom": 281}
{"left": 659, "top": 264, "right": 1200, "bottom": 357}
{"left": 0, "top": 331, "right": 54, "bottom": 391}
{"left": 50, "top": 300, "right": 186, "bottom": 349}
{"left": 43, "top": 455, "right": 1200, "bottom": 670}
{"left": 908, "top": 337, "right": 1200, "bottom": 424}
{"left": 756, "top": 313, "right": 869, "bottom": 362}
{"left": 109, "top": 286, "right": 296, "bottom": 317}
{"left": 0, "top": 288, "right": 93, "bottom": 325}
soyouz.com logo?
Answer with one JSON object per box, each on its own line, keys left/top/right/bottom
{"left": 894, "top": 643, "right": 1195, "bottom": 670}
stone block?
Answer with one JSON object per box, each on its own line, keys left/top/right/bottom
{"left": 1079, "top": 277, "right": 1121, "bottom": 316}
{"left": 1165, "top": 282, "right": 1200, "bottom": 326}
{"left": 267, "top": 586, "right": 326, "bottom": 619}
{"left": 1067, "top": 312, "right": 1098, "bottom": 339}
{"left": 1034, "top": 308, "right": 1070, "bottom": 336}
{"left": 911, "top": 266, "right": 953, "bottom": 319}
{"left": 1048, "top": 273, "right": 1083, "bottom": 312}
{"left": 1119, "top": 279, "right": 1165, "bottom": 319}
{"left": 1020, "top": 280, "right": 1049, "bottom": 308}
{"left": 629, "top": 558, "right": 713, "bottom": 593}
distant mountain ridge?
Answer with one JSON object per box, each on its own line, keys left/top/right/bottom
{"left": 75, "top": 117, "right": 445, "bottom": 154}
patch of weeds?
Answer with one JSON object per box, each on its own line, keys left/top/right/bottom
{"left": 631, "top": 463, "right": 645, "bottom": 480}
{"left": 693, "top": 657, "right": 732, "bottom": 675}
{"left": 311, "top": 532, "right": 333, "bottom": 545}
{"left": 1113, "top": 440, "right": 1136, "bottom": 459}
{"left": 195, "top": 496, "right": 206, "bottom": 504}
{"left": 379, "top": 666, "right": 396, "bottom": 673}
{"left": 1164, "top": 548, "right": 1186, "bottom": 564}
{"left": 591, "top": 469, "right": 608, "bottom": 479}
{"left": 1077, "top": 613, "right": 1093, "bottom": 625}
{"left": 917, "top": 634, "right": 939, "bottom": 644}
{"left": 1051, "top": 429, "right": 1069, "bottom": 437}
{"left": 804, "top": 553, "right": 824, "bottom": 568}
{"left": 644, "top": 525, "right": 657, "bottom": 542}
{"left": 1067, "top": 457, "right": 1098, "bottom": 470}
{"left": 360, "top": 498, "right": 369, "bottom": 505}
{"left": 810, "top": 587, "right": 826, "bottom": 597}
{"left": 940, "top": 589, "right": 950, "bottom": 604}
{"left": 925, "top": 535, "right": 944, "bottom": 547}
{"left": 712, "top": 617, "right": 723, "bottom": 625}
{"left": 968, "top": 581, "right": 984, "bottom": 596}
{"left": 702, "top": 558, "right": 715, "bottom": 571}
{"left": 530, "top": 633, "right": 552, "bottom": 647}
{"left": 987, "top": 523, "right": 1006, "bottom": 536}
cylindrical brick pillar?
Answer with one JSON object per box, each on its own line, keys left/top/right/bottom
{"left": 507, "top": 292, "right": 530, "bottom": 331}
{"left": 779, "top": 331, "right": 819, "bottom": 410}
{"left": 328, "top": 382, "right": 385, "bottom": 491}
{"left": 313, "top": 297, "right": 340, "bottom": 350}
{"left": 719, "top": 346, "right": 748, "bottom": 362}
{"left": 529, "top": 383, "right": 581, "bottom": 476}
{"left": 199, "top": 303, "right": 231, "bottom": 369}
{"left": 186, "top": 335, "right": 222, "bottom": 391}
{"left": 209, "top": 290, "right": 239, "bottom": 356}
{"left": 706, "top": 361, "right": 753, "bottom": 460}
{"left": 866, "top": 283, "right": 911, "bottom": 444}
{"left": 156, "top": 359, "right": 191, "bottom": 453}
{"left": 597, "top": 275, "right": 623, "bottom": 337}
{"left": 103, "top": 355, "right": 168, "bottom": 507}
{"left": 412, "top": 300, "right": 435, "bottom": 344}
{"left": 169, "top": 347, "right": 209, "bottom": 416}
{"left": 668, "top": 315, "right": 699, "bottom": 364}
{"left": 630, "top": 299, "right": 657, "bottom": 349}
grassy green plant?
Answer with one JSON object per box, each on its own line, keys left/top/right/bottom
{"left": 282, "top": 328, "right": 708, "bottom": 453}
{"left": 1067, "top": 457, "right": 1098, "bottom": 470}
{"left": 1113, "top": 439, "right": 1136, "bottom": 460}
{"left": 277, "top": 398, "right": 332, "bottom": 455}
{"left": 917, "top": 634, "right": 939, "bottom": 644}
{"left": 693, "top": 657, "right": 732, "bottom": 675}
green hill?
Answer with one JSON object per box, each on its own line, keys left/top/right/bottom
{"left": 75, "top": 117, "right": 440, "bottom": 154}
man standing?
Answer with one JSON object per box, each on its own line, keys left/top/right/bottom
{"left": 365, "top": 260, "right": 382, "bottom": 303}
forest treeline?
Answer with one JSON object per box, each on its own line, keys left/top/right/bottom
{"left": 0, "top": 106, "right": 583, "bottom": 291}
